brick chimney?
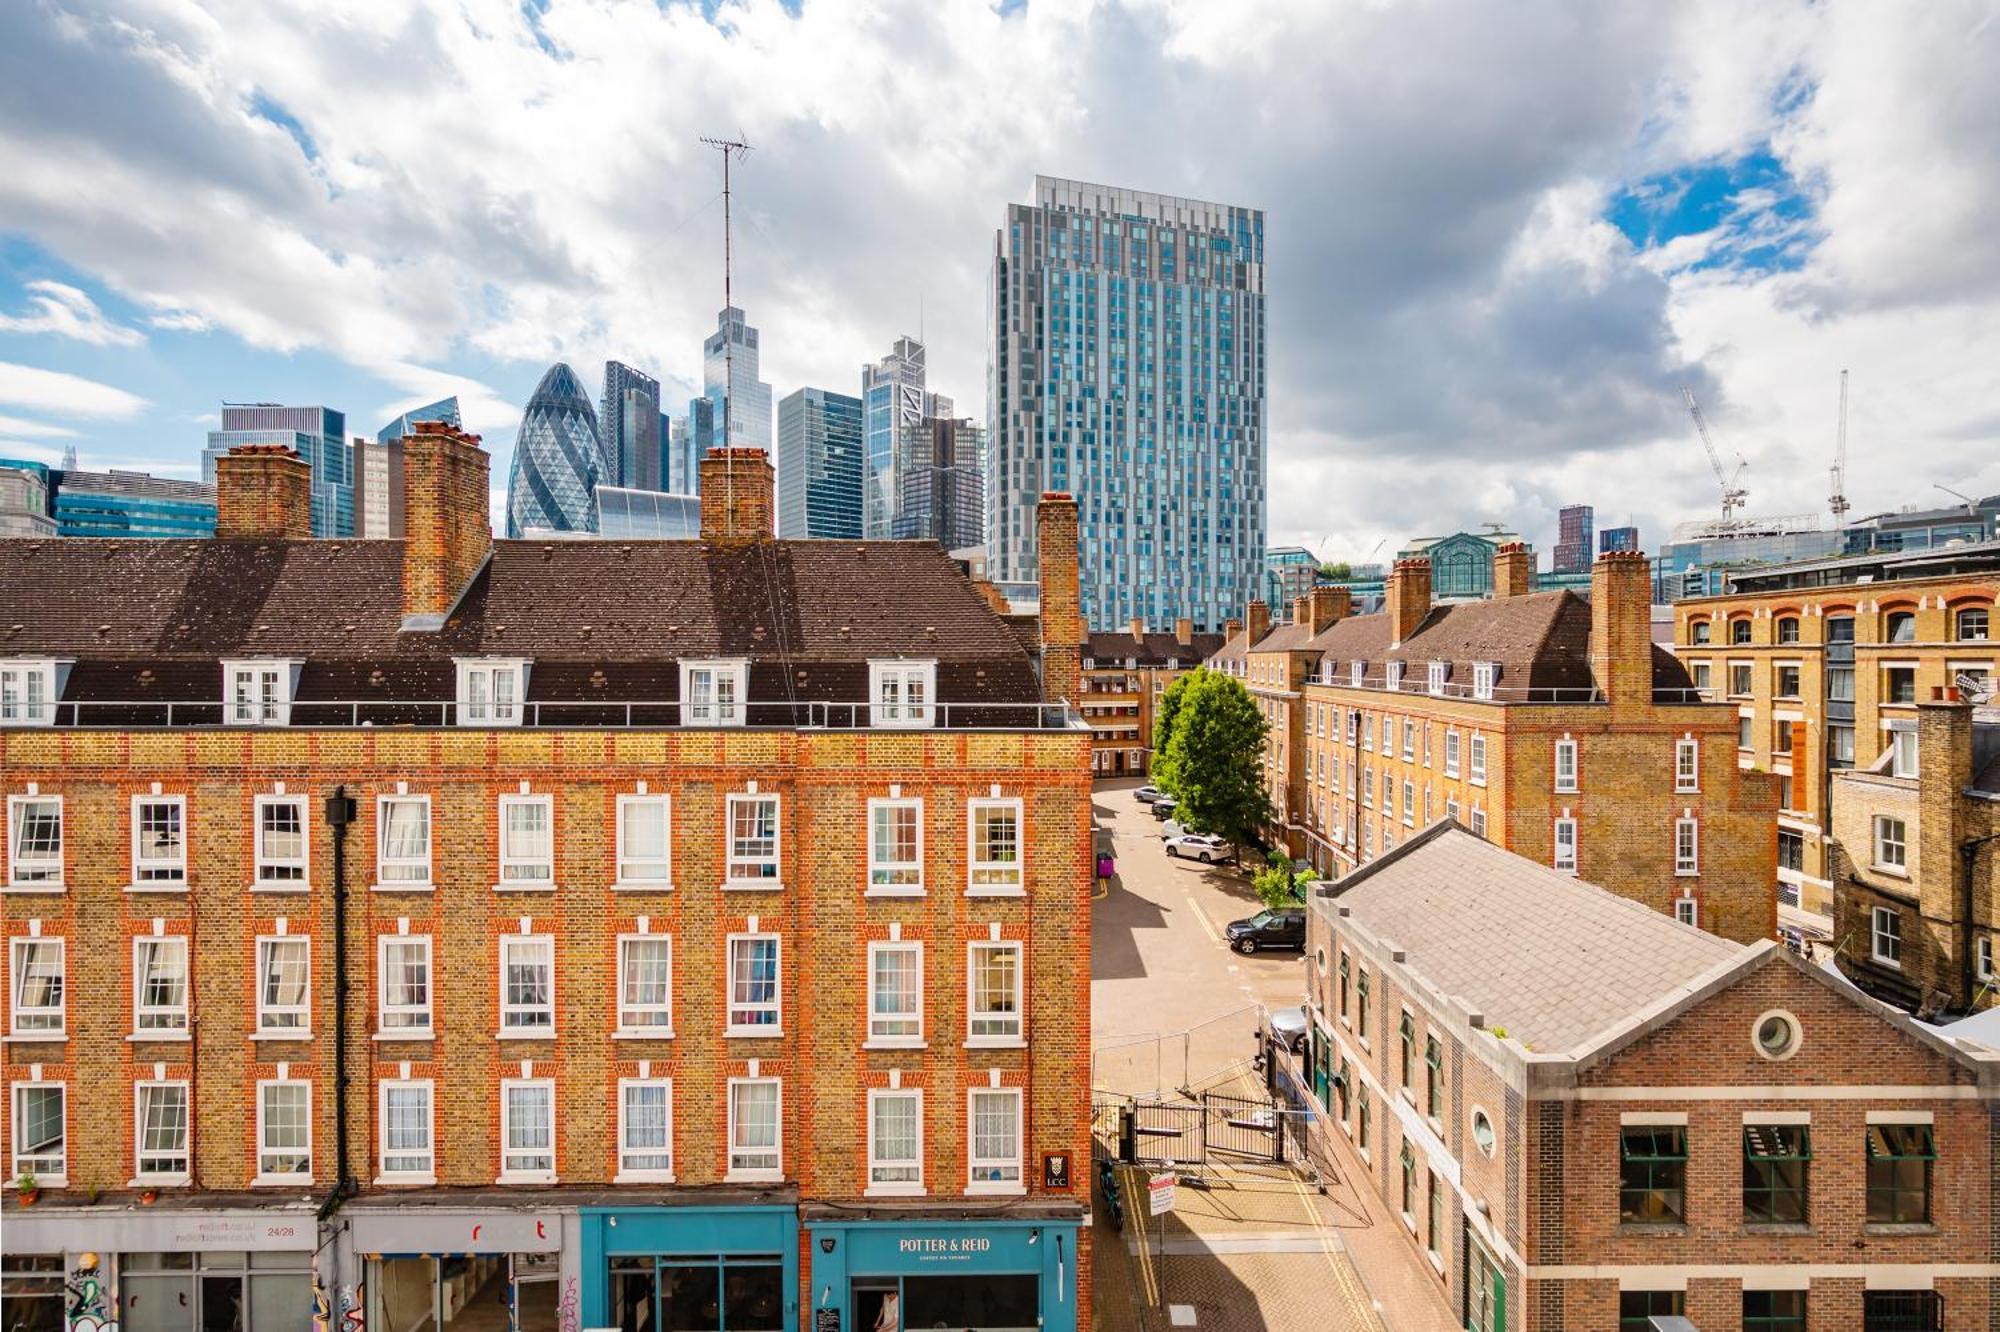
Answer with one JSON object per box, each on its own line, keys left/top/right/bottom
{"left": 1130, "top": 616, "right": 1147, "bottom": 644}
{"left": 1223, "top": 616, "right": 1242, "bottom": 644}
{"left": 215, "top": 444, "right": 312, "bottom": 540}
{"left": 1245, "top": 600, "right": 1271, "bottom": 648}
{"left": 1493, "top": 542, "right": 1532, "bottom": 598}
{"left": 1174, "top": 617, "right": 1193, "bottom": 648}
{"left": 1308, "top": 585, "right": 1350, "bottom": 634}
{"left": 1036, "top": 492, "right": 1083, "bottom": 704}
{"left": 1291, "top": 595, "right": 1310, "bottom": 626}
{"left": 699, "top": 448, "right": 775, "bottom": 543}
{"left": 1588, "top": 549, "right": 1653, "bottom": 710}
{"left": 1917, "top": 696, "right": 1975, "bottom": 1004}
{"left": 1385, "top": 558, "right": 1432, "bottom": 646}
{"left": 400, "top": 422, "right": 492, "bottom": 630}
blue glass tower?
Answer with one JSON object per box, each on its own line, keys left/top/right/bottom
{"left": 775, "top": 387, "right": 864, "bottom": 539}
{"left": 987, "top": 177, "right": 1266, "bottom": 630}
{"left": 377, "top": 396, "right": 461, "bottom": 442}
{"left": 506, "top": 363, "right": 604, "bottom": 538}
{"left": 204, "top": 403, "right": 352, "bottom": 536}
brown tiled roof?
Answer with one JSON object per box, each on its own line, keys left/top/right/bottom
{"left": 1247, "top": 622, "right": 1320, "bottom": 653}
{"left": 1086, "top": 629, "right": 1227, "bottom": 667}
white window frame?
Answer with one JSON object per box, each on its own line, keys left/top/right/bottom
{"left": 499, "top": 1077, "right": 557, "bottom": 1182}
{"left": 867, "top": 1087, "right": 925, "bottom": 1196}
{"left": 1444, "top": 731, "right": 1461, "bottom": 778}
{"left": 376, "top": 935, "right": 434, "bottom": 1038}
{"left": 254, "top": 1078, "right": 312, "bottom": 1183}
{"left": 1469, "top": 734, "right": 1487, "bottom": 786}
{"left": 870, "top": 659, "right": 937, "bottom": 728}
{"left": 1979, "top": 937, "right": 1995, "bottom": 982}
{"left": 725, "top": 792, "right": 782, "bottom": 887}
{"left": 1350, "top": 660, "right": 1365, "bottom": 686}
{"left": 867, "top": 940, "right": 924, "bottom": 1047}
{"left": 222, "top": 659, "right": 297, "bottom": 727}
{"left": 6, "top": 794, "right": 63, "bottom": 889}
{"left": 130, "top": 794, "right": 188, "bottom": 888}
{"left": 133, "top": 1079, "right": 191, "bottom": 1184}
{"left": 1470, "top": 806, "right": 1487, "bottom": 838}
{"left": 455, "top": 657, "right": 528, "bottom": 727}
{"left": 1427, "top": 661, "right": 1447, "bottom": 695}
{"left": 615, "top": 794, "right": 672, "bottom": 888}
{"left": 681, "top": 658, "right": 748, "bottom": 727}
{"left": 1675, "top": 816, "right": 1700, "bottom": 877}
{"left": 375, "top": 794, "right": 433, "bottom": 889}
{"left": 0, "top": 659, "right": 60, "bottom": 727}
{"left": 10, "top": 1081, "right": 65, "bottom": 1184}
{"left": 497, "top": 793, "right": 555, "bottom": 889}
{"left": 378, "top": 1078, "right": 436, "bottom": 1182}
{"left": 1554, "top": 739, "right": 1578, "bottom": 794}
{"left": 132, "top": 935, "right": 190, "bottom": 1035}
{"left": 726, "top": 1076, "right": 783, "bottom": 1180}
{"left": 8, "top": 936, "right": 64, "bottom": 1037}
{"left": 1472, "top": 662, "right": 1497, "bottom": 700}
{"left": 497, "top": 933, "right": 556, "bottom": 1037}
{"left": 1385, "top": 662, "right": 1404, "bottom": 693}
{"left": 1401, "top": 780, "right": 1415, "bottom": 827}
{"left": 616, "top": 1077, "right": 675, "bottom": 1183}
{"left": 1889, "top": 728, "right": 1919, "bottom": 779}
{"left": 968, "top": 797, "right": 1025, "bottom": 896}
{"left": 1675, "top": 896, "right": 1698, "bottom": 928}
{"left": 1871, "top": 906, "right": 1902, "bottom": 967}
{"left": 967, "top": 940, "right": 1025, "bottom": 1047}
{"left": 1553, "top": 817, "right": 1578, "bottom": 873}
{"left": 967, "top": 1086, "right": 1025, "bottom": 1194}
{"left": 254, "top": 935, "right": 312, "bottom": 1036}
{"left": 867, "top": 797, "right": 924, "bottom": 894}
{"left": 726, "top": 932, "right": 783, "bottom": 1035}
{"left": 616, "top": 934, "right": 674, "bottom": 1037}
{"left": 1675, "top": 739, "right": 1700, "bottom": 793}
{"left": 1874, "top": 816, "right": 1908, "bottom": 871}
{"left": 253, "top": 794, "right": 310, "bottom": 890}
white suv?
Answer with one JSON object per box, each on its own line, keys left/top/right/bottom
{"left": 1164, "top": 833, "right": 1234, "bottom": 864}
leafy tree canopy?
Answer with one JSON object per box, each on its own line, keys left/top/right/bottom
{"left": 1151, "top": 667, "right": 1273, "bottom": 852}
{"left": 1253, "top": 852, "right": 1319, "bottom": 909}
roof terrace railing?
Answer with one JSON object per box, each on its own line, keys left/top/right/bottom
{"left": 6, "top": 698, "right": 1086, "bottom": 732}
{"left": 1294, "top": 673, "right": 1717, "bottom": 706}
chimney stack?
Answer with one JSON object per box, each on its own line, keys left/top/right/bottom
{"left": 1308, "top": 585, "right": 1351, "bottom": 633}
{"left": 1291, "top": 595, "right": 1311, "bottom": 627}
{"left": 699, "top": 448, "right": 776, "bottom": 543}
{"left": 1223, "top": 616, "right": 1242, "bottom": 643}
{"left": 1130, "top": 616, "right": 1147, "bottom": 644}
{"left": 1917, "top": 696, "right": 1976, "bottom": 1004}
{"left": 1174, "top": 617, "right": 1193, "bottom": 648}
{"left": 400, "top": 422, "right": 492, "bottom": 629}
{"left": 1493, "top": 542, "right": 1532, "bottom": 598}
{"left": 1588, "top": 549, "right": 1653, "bottom": 710}
{"left": 215, "top": 444, "right": 312, "bottom": 541}
{"left": 1036, "top": 492, "right": 1083, "bottom": 704}
{"left": 1385, "top": 558, "right": 1433, "bottom": 646}
{"left": 1245, "top": 600, "right": 1271, "bottom": 647}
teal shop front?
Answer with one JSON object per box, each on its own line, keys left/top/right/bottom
{"left": 804, "top": 1216, "right": 1081, "bottom": 1332}
{"left": 580, "top": 1204, "right": 799, "bottom": 1331}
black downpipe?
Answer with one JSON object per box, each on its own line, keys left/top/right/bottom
{"left": 319, "top": 789, "right": 358, "bottom": 1221}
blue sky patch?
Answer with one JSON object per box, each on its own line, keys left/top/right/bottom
{"left": 1606, "top": 147, "right": 1816, "bottom": 275}
{"left": 247, "top": 91, "right": 318, "bottom": 163}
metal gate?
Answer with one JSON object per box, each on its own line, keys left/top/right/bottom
{"left": 1093, "top": 1091, "right": 1311, "bottom": 1168}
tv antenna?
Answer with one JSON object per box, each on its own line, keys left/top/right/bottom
{"left": 699, "top": 134, "right": 751, "bottom": 455}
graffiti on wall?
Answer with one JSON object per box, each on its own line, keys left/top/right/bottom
{"left": 66, "top": 1257, "right": 113, "bottom": 1332}
{"left": 338, "top": 1281, "right": 363, "bottom": 1332}
{"left": 312, "top": 1276, "right": 332, "bottom": 1332}
{"left": 556, "top": 1276, "right": 579, "bottom": 1332}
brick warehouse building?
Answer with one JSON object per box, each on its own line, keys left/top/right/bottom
{"left": 1213, "top": 547, "right": 1783, "bottom": 944}
{"left": 1079, "top": 618, "right": 1226, "bottom": 776}
{"left": 0, "top": 431, "right": 1095, "bottom": 1332}
{"left": 1673, "top": 542, "right": 1998, "bottom": 929}
{"left": 1295, "top": 823, "right": 2000, "bottom": 1332}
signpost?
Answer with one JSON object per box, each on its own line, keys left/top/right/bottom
{"left": 1148, "top": 1172, "right": 1176, "bottom": 1216}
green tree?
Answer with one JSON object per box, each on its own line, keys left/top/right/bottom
{"left": 1252, "top": 852, "right": 1320, "bottom": 909}
{"left": 1151, "top": 667, "right": 1273, "bottom": 852}
{"left": 1320, "top": 561, "right": 1353, "bottom": 581}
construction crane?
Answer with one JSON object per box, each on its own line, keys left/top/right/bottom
{"left": 1682, "top": 386, "right": 1749, "bottom": 523}
{"left": 1828, "top": 369, "right": 1851, "bottom": 528}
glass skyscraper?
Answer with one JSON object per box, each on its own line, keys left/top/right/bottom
{"left": 204, "top": 403, "right": 352, "bottom": 537}
{"left": 600, "top": 361, "right": 663, "bottom": 491}
{"left": 506, "top": 362, "right": 604, "bottom": 538}
{"left": 860, "top": 337, "right": 951, "bottom": 538}
{"left": 988, "top": 176, "right": 1266, "bottom": 630}
{"left": 775, "top": 387, "right": 864, "bottom": 539}
{"left": 690, "top": 306, "right": 772, "bottom": 460}
{"left": 891, "top": 416, "right": 985, "bottom": 552}
{"left": 376, "top": 396, "right": 461, "bottom": 442}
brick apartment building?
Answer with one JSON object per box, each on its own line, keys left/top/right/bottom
{"left": 1673, "top": 542, "right": 1999, "bottom": 928}
{"left": 1, "top": 432, "right": 1095, "bottom": 1332}
{"left": 1294, "top": 823, "right": 2000, "bottom": 1332}
{"left": 1215, "top": 546, "right": 1783, "bottom": 944}
{"left": 1080, "top": 619, "right": 1225, "bottom": 776}
{"left": 1831, "top": 694, "right": 2000, "bottom": 1016}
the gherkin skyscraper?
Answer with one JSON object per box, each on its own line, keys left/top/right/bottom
{"left": 506, "top": 363, "right": 604, "bottom": 538}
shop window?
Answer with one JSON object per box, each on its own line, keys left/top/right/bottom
{"left": 857, "top": 1275, "right": 1039, "bottom": 1332}
{"left": 1619, "top": 1124, "right": 1687, "bottom": 1224}
{"left": 1866, "top": 1122, "right": 1935, "bottom": 1224}
{"left": 0, "top": 1255, "right": 64, "bottom": 1328}
{"left": 868, "top": 798, "right": 923, "bottom": 893}
{"left": 1743, "top": 1124, "right": 1810, "bottom": 1223}
{"left": 616, "top": 794, "right": 672, "bottom": 887}
{"left": 373, "top": 1255, "right": 560, "bottom": 1332}
{"left": 123, "top": 1250, "right": 313, "bottom": 1332}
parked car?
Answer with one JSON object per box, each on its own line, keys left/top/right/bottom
{"left": 1265, "top": 1005, "right": 1308, "bottom": 1055}
{"left": 1159, "top": 819, "right": 1186, "bottom": 842}
{"left": 1164, "top": 833, "right": 1235, "bottom": 864}
{"left": 1224, "top": 907, "right": 1305, "bottom": 953}
{"left": 1133, "top": 785, "right": 1164, "bottom": 804}
{"left": 1151, "top": 797, "right": 1178, "bottom": 820}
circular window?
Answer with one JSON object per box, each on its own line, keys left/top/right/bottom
{"left": 1753, "top": 1009, "right": 1802, "bottom": 1061}
{"left": 1470, "top": 1109, "right": 1496, "bottom": 1156}
{"left": 1316, "top": 948, "right": 1328, "bottom": 971}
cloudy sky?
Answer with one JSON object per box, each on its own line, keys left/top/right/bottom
{"left": 1, "top": 0, "right": 1996, "bottom": 563}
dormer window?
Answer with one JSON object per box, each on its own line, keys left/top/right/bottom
{"left": 1472, "top": 662, "right": 1497, "bottom": 701}
{"left": 1427, "top": 661, "right": 1448, "bottom": 696}
{"left": 682, "top": 659, "right": 748, "bottom": 727}
{"left": 1350, "top": 660, "right": 1365, "bottom": 687}
{"left": 870, "top": 660, "right": 936, "bottom": 728}
{"left": 0, "top": 659, "right": 64, "bottom": 727}
{"left": 223, "top": 660, "right": 299, "bottom": 726}
{"left": 1385, "top": 662, "right": 1404, "bottom": 692}
{"left": 456, "top": 658, "right": 530, "bottom": 726}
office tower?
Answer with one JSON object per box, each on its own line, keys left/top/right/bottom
{"left": 41, "top": 465, "right": 217, "bottom": 537}
{"left": 204, "top": 403, "right": 352, "bottom": 536}
{"left": 353, "top": 437, "right": 401, "bottom": 538}
{"left": 600, "top": 361, "right": 663, "bottom": 491}
{"left": 677, "top": 402, "right": 716, "bottom": 492}
{"left": 775, "top": 387, "right": 864, "bottom": 539}
{"left": 506, "top": 363, "right": 602, "bottom": 538}
{"left": 0, "top": 459, "right": 55, "bottom": 535}
{"left": 891, "top": 416, "right": 985, "bottom": 551}
{"left": 1554, "top": 503, "right": 1594, "bottom": 574}
{"left": 377, "top": 396, "right": 462, "bottom": 442}
{"left": 988, "top": 176, "right": 1266, "bottom": 629}
{"left": 691, "top": 306, "right": 772, "bottom": 457}
{"left": 860, "top": 336, "right": 952, "bottom": 538}
{"left": 665, "top": 414, "right": 697, "bottom": 494}
{"left": 1599, "top": 525, "right": 1640, "bottom": 555}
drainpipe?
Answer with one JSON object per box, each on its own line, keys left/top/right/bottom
{"left": 319, "top": 788, "right": 358, "bottom": 1221}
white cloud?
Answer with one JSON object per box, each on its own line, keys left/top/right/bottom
{"left": 0, "top": 361, "right": 150, "bottom": 420}
{"left": 150, "top": 310, "right": 213, "bottom": 332}
{"left": 371, "top": 362, "right": 518, "bottom": 435}
{"left": 0, "top": 280, "right": 144, "bottom": 347}
{"left": 0, "top": 413, "right": 79, "bottom": 438}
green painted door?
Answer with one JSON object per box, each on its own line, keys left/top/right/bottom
{"left": 1466, "top": 1231, "right": 1504, "bottom": 1332}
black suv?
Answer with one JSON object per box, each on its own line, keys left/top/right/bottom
{"left": 1223, "top": 908, "right": 1305, "bottom": 954}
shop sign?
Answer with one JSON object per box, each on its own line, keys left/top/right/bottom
{"left": 352, "top": 1212, "right": 560, "bottom": 1254}
{"left": 1042, "top": 1152, "right": 1072, "bottom": 1191}
{"left": 4, "top": 1210, "right": 315, "bottom": 1253}
{"left": 895, "top": 1236, "right": 994, "bottom": 1263}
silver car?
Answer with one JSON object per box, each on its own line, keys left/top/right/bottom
{"left": 1164, "top": 833, "right": 1234, "bottom": 864}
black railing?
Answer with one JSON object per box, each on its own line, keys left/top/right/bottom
{"left": 10, "top": 698, "right": 1085, "bottom": 732}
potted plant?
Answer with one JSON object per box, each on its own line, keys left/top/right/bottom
{"left": 14, "top": 1172, "right": 39, "bottom": 1206}
{"left": 138, "top": 1186, "right": 159, "bottom": 1206}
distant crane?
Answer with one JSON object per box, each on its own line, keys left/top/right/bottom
{"left": 1828, "top": 369, "right": 1851, "bottom": 528}
{"left": 1682, "top": 386, "right": 1749, "bottom": 523}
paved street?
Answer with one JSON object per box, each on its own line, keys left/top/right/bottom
{"left": 1089, "top": 778, "right": 1457, "bottom": 1332}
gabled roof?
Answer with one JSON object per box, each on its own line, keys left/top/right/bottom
{"left": 1087, "top": 628, "right": 1227, "bottom": 666}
